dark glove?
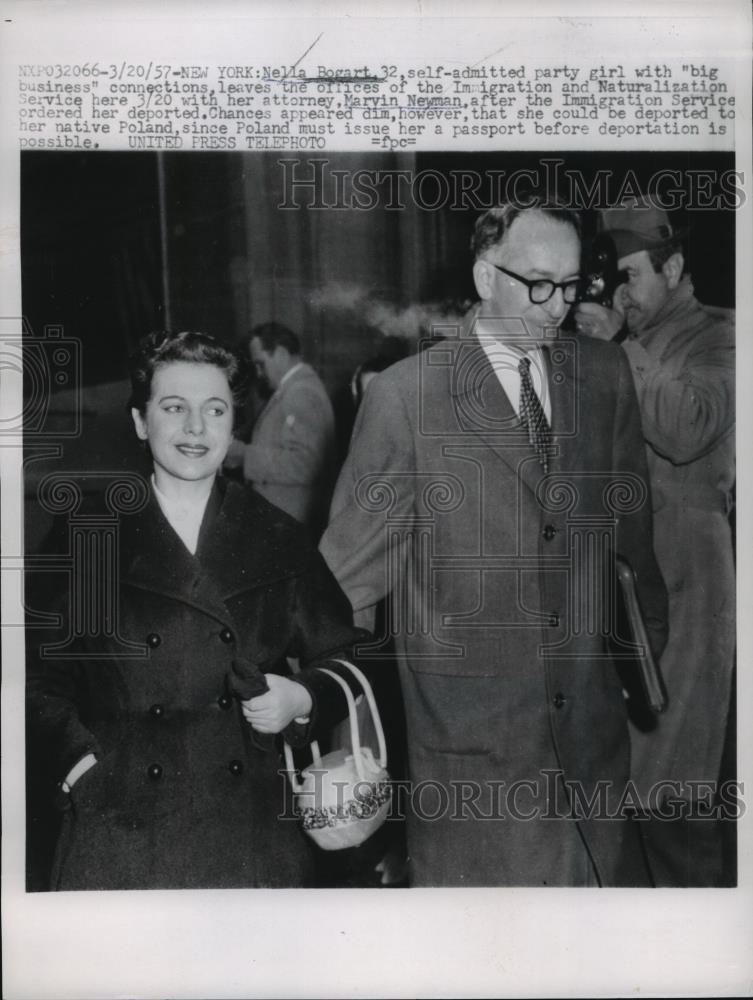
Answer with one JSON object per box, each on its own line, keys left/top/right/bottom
{"left": 227, "top": 657, "right": 269, "bottom": 700}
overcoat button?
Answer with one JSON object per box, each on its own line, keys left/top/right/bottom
{"left": 217, "top": 694, "right": 232, "bottom": 710}
{"left": 542, "top": 524, "right": 556, "bottom": 541}
{"left": 553, "top": 693, "right": 566, "bottom": 709}
{"left": 549, "top": 612, "right": 560, "bottom": 628}
{"left": 146, "top": 633, "right": 161, "bottom": 649}
{"left": 149, "top": 703, "right": 165, "bottom": 719}
{"left": 147, "top": 763, "right": 163, "bottom": 780}
{"left": 228, "top": 759, "right": 244, "bottom": 776}
{"left": 219, "top": 628, "right": 234, "bottom": 644}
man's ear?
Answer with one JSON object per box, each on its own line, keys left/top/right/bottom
{"left": 131, "top": 407, "right": 148, "bottom": 441}
{"left": 662, "top": 252, "right": 684, "bottom": 290}
{"left": 473, "top": 259, "right": 494, "bottom": 301}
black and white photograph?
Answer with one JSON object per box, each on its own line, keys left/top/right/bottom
{"left": 2, "top": 3, "right": 752, "bottom": 998}
{"left": 20, "top": 149, "right": 739, "bottom": 895}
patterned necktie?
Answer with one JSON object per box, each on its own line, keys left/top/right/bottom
{"left": 518, "top": 355, "right": 552, "bottom": 473}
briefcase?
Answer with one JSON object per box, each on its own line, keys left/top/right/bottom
{"left": 610, "top": 555, "right": 668, "bottom": 729}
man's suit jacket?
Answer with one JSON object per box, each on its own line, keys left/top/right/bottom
{"left": 240, "top": 362, "right": 336, "bottom": 531}
{"left": 321, "top": 322, "right": 668, "bottom": 886}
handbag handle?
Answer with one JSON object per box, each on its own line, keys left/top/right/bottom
{"left": 283, "top": 669, "right": 359, "bottom": 789}
{"left": 284, "top": 739, "right": 323, "bottom": 794}
{"left": 329, "top": 659, "right": 388, "bottom": 771}
{"left": 282, "top": 660, "right": 388, "bottom": 791}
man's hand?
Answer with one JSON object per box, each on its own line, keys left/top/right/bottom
{"left": 573, "top": 299, "right": 625, "bottom": 341}
{"left": 241, "top": 674, "right": 313, "bottom": 733}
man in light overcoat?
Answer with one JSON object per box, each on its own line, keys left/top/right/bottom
{"left": 225, "top": 322, "right": 336, "bottom": 535}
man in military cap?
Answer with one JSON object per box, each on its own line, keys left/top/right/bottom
{"left": 576, "top": 195, "right": 736, "bottom": 886}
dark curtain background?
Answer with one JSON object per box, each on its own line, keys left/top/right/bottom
{"left": 22, "top": 148, "right": 736, "bottom": 551}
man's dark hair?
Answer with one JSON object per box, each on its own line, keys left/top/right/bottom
{"left": 250, "top": 322, "right": 301, "bottom": 356}
{"left": 647, "top": 239, "right": 685, "bottom": 274}
{"left": 128, "top": 330, "right": 249, "bottom": 414}
{"left": 471, "top": 191, "right": 582, "bottom": 260}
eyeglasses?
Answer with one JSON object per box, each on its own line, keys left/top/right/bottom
{"left": 491, "top": 264, "right": 582, "bottom": 305}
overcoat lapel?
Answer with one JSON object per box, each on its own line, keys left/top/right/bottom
{"left": 449, "top": 336, "right": 545, "bottom": 500}
{"left": 198, "top": 481, "right": 304, "bottom": 597}
{"left": 252, "top": 364, "right": 304, "bottom": 436}
{"left": 119, "top": 481, "right": 304, "bottom": 618}
{"left": 119, "top": 488, "right": 231, "bottom": 624}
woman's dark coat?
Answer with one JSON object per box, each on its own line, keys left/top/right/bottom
{"left": 27, "top": 480, "right": 365, "bottom": 890}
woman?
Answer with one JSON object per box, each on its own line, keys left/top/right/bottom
{"left": 27, "top": 331, "right": 367, "bottom": 890}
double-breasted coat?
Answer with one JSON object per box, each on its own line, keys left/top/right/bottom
{"left": 27, "top": 480, "right": 365, "bottom": 890}
{"left": 321, "top": 321, "right": 668, "bottom": 887}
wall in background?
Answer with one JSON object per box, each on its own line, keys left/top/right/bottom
{"left": 21, "top": 149, "right": 736, "bottom": 553}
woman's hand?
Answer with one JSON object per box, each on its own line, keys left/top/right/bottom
{"left": 241, "top": 674, "right": 313, "bottom": 733}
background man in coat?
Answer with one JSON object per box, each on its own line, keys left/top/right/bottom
{"left": 320, "top": 195, "right": 668, "bottom": 887}
{"left": 225, "top": 322, "right": 336, "bottom": 535}
{"left": 575, "top": 196, "right": 736, "bottom": 886}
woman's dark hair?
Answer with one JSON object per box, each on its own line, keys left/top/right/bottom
{"left": 128, "top": 331, "right": 250, "bottom": 415}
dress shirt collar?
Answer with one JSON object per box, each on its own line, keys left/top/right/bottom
{"left": 475, "top": 333, "right": 551, "bottom": 423}
{"left": 278, "top": 361, "right": 304, "bottom": 389}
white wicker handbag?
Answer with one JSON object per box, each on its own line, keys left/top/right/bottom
{"left": 283, "top": 659, "right": 391, "bottom": 851}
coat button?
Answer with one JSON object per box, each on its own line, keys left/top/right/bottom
{"left": 147, "top": 763, "right": 163, "bottom": 780}
{"left": 542, "top": 524, "right": 557, "bottom": 541}
{"left": 149, "top": 703, "right": 165, "bottom": 719}
{"left": 217, "top": 694, "right": 232, "bottom": 710}
{"left": 228, "top": 759, "right": 244, "bottom": 776}
{"left": 146, "top": 633, "right": 161, "bottom": 649}
{"left": 219, "top": 628, "right": 234, "bottom": 644}
{"left": 553, "top": 693, "right": 566, "bottom": 709}
{"left": 549, "top": 612, "right": 560, "bottom": 627}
